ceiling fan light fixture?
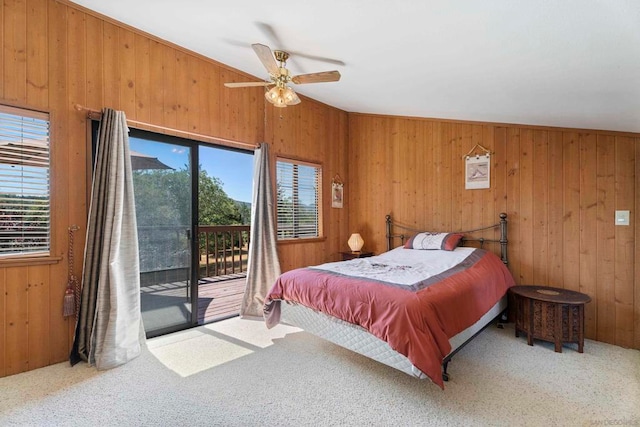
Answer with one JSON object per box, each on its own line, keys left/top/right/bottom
{"left": 265, "top": 85, "right": 300, "bottom": 108}
{"left": 228, "top": 43, "right": 340, "bottom": 107}
{"left": 283, "top": 86, "right": 300, "bottom": 105}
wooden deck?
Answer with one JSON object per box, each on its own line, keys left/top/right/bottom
{"left": 140, "top": 274, "right": 246, "bottom": 326}
{"left": 196, "top": 274, "right": 246, "bottom": 324}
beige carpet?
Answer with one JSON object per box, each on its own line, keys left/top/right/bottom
{"left": 1, "top": 318, "right": 639, "bottom": 426}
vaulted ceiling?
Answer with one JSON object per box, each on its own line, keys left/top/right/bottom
{"left": 70, "top": 1, "right": 640, "bottom": 133}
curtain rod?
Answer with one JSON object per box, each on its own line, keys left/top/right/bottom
{"left": 73, "top": 104, "right": 259, "bottom": 150}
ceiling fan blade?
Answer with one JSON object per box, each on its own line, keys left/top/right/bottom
{"left": 291, "top": 71, "right": 341, "bottom": 85}
{"left": 254, "top": 22, "right": 345, "bottom": 67}
{"left": 251, "top": 43, "right": 278, "bottom": 76}
{"left": 224, "top": 81, "right": 271, "bottom": 88}
{"left": 287, "top": 51, "right": 346, "bottom": 67}
{"left": 255, "top": 22, "right": 284, "bottom": 48}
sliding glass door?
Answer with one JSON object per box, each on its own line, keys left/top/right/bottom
{"left": 92, "top": 125, "right": 254, "bottom": 337}
{"left": 129, "top": 130, "right": 196, "bottom": 337}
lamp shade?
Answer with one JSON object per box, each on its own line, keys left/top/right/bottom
{"left": 265, "top": 85, "right": 301, "bottom": 108}
{"left": 347, "top": 233, "right": 364, "bottom": 252}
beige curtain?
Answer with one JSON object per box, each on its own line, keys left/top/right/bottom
{"left": 240, "top": 143, "right": 281, "bottom": 318}
{"left": 70, "top": 108, "right": 143, "bottom": 370}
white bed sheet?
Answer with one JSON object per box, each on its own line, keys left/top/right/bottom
{"left": 309, "top": 246, "right": 476, "bottom": 287}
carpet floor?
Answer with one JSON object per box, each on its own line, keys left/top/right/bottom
{"left": 1, "top": 318, "right": 639, "bottom": 426}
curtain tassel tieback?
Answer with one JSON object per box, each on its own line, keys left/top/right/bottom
{"left": 63, "top": 225, "right": 80, "bottom": 318}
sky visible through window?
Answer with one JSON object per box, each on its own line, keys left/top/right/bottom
{"left": 129, "top": 137, "right": 254, "bottom": 203}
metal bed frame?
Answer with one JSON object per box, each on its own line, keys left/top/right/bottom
{"left": 386, "top": 212, "right": 509, "bottom": 264}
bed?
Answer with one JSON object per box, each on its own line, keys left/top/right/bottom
{"left": 263, "top": 214, "right": 515, "bottom": 388}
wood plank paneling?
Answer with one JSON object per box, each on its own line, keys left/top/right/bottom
{"left": 1, "top": 0, "right": 638, "bottom": 378}
{"left": 26, "top": 0, "right": 48, "bottom": 109}
{"left": 27, "top": 265, "right": 50, "bottom": 369}
{"left": 119, "top": 27, "right": 136, "bottom": 119}
{"left": 148, "top": 40, "right": 163, "bottom": 127}
{"left": 349, "top": 114, "right": 639, "bottom": 349}
{"left": 518, "top": 129, "right": 534, "bottom": 284}
{"left": 614, "top": 136, "right": 635, "bottom": 348}
{"left": 532, "top": 130, "right": 548, "bottom": 285}
{"left": 47, "top": 0, "right": 70, "bottom": 363}
{"left": 0, "top": 269, "right": 5, "bottom": 377}
{"left": 3, "top": 0, "right": 27, "bottom": 102}
{"left": 0, "top": 0, "right": 349, "bottom": 377}
{"left": 506, "top": 128, "right": 521, "bottom": 283}
{"left": 134, "top": 33, "right": 150, "bottom": 123}
{"left": 562, "top": 132, "right": 580, "bottom": 294}
{"left": 547, "top": 131, "right": 564, "bottom": 288}
{"left": 102, "top": 22, "right": 119, "bottom": 108}
{"left": 271, "top": 98, "right": 349, "bottom": 270}
{"left": 85, "top": 13, "right": 103, "bottom": 110}
{"left": 5, "top": 267, "right": 29, "bottom": 375}
{"left": 187, "top": 56, "right": 201, "bottom": 134}
{"left": 579, "top": 133, "right": 598, "bottom": 340}
{"left": 161, "top": 44, "right": 176, "bottom": 129}
{"left": 482, "top": 125, "right": 495, "bottom": 242}
{"left": 493, "top": 127, "right": 507, "bottom": 242}
{"left": 175, "top": 51, "right": 190, "bottom": 134}
{"left": 596, "top": 135, "right": 616, "bottom": 343}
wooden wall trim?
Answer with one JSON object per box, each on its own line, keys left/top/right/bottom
{"left": 0, "top": 257, "right": 62, "bottom": 268}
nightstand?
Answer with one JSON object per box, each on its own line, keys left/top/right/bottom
{"left": 510, "top": 285, "right": 591, "bottom": 353}
{"left": 340, "top": 251, "right": 374, "bottom": 261}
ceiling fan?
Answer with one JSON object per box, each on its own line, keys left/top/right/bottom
{"left": 224, "top": 43, "right": 341, "bottom": 108}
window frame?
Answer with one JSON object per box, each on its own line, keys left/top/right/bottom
{"left": 275, "top": 156, "right": 323, "bottom": 242}
{"left": 0, "top": 104, "right": 59, "bottom": 264}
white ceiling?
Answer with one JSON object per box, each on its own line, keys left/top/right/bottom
{"left": 70, "top": 0, "right": 640, "bottom": 133}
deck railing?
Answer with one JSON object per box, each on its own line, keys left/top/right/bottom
{"left": 198, "top": 225, "right": 250, "bottom": 278}
{"left": 136, "top": 224, "right": 250, "bottom": 284}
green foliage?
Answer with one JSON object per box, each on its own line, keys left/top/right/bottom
{"left": 132, "top": 167, "right": 248, "bottom": 269}
{"left": 0, "top": 194, "right": 49, "bottom": 253}
{"left": 198, "top": 170, "right": 242, "bottom": 226}
{"left": 234, "top": 200, "right": 251, "bottom": 225}
{"left": 132, "top": 166, "right": 243, "bottom": 227}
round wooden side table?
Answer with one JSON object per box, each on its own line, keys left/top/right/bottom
{"left": 510, "top": 285, "right": 591, "bottom": 353}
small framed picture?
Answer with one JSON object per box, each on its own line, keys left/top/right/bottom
{"left": 332, "top": 181, "right": 344, "bottom": 208}
{"left": 465, "top": 155, "right": 490, "bottom": 190}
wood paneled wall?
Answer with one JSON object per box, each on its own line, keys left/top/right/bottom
{"left": 266, "top": 100, "right": 349, "bottom": 272}
{"left": 348, "top": 114, "right": 640, "bottom": 349}
{"left": 2, "top": 0, "right": 637, "bottom": 378}
{"left": 0, "top": 0, "right": 348, "bottom": 377}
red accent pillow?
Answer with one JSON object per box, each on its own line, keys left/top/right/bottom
{"left": 404, "top": 232, "right": 464, "bottom": 251}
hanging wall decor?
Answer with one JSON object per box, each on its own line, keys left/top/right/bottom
{"left": 332, "top": 174, "right": 344, "bottom": 208}
{"left": 464, "top": 144, "right": 491, "bottom": 190}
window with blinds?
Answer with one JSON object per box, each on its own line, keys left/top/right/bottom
{"left": 276, "top": 158, "right": 322, "bottom": 240}
{"left": 0, "top": 105, "right": 51, "bottom": 257}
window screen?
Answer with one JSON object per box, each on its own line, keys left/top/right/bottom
{"left": 0, "top": 105, "right": 51, "bottom": 257}
{"left": 276, "top": 158, "right": 322, "bottom": 239}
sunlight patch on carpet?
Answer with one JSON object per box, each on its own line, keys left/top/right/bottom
{"left": 146, "top": 318, "right": 301, "bottom": 377}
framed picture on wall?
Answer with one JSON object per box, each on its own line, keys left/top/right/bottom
{"left": 465, "top": 155, "right": 490, "bottom": 189}
{"left": 332, "top": 181, "right": 344, "bottom": 208}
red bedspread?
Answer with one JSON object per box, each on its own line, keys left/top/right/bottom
{"left": 263, "top": 248, "right": 514, "bottom": 388}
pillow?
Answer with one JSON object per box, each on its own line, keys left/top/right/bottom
{"left": 404, "top": 232, "right": 464, "bottom": 251}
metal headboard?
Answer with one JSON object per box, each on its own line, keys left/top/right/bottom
{"left": 385, "top": 213, "right": 509, "bottom": 265}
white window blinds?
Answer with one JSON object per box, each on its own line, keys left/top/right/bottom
{"left": 276, "top": 159, "right": 322, "bottom": 239}
{"left": 0, "top": 106, "right": 51, "bottom": 257}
